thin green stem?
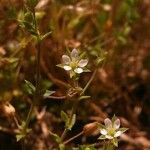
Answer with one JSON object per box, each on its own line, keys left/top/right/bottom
{"left": 21, "top": 140, "right": 25, "bottom": 150}
{"left": 25, "top": 103, "right": 34, "bottom": 128}
{"left": 110, "top": 143, "right": 115, "bottom": 150}
{"left": 63, "top": 131, "right": 83, "bottom": 145}
{"left": 35, "top": 40, "right": 41, "bottom": 96}
{"left": 13, "top": 115, "right": 20, "bottom": 128}
{"left": 32, "top": 8, "right": 37, "bottom": 33}
{"left": 80, "top": 69, "right": 97, "bottom": 96}
{"left": 107, "top": 141, "right": 111, "bottom": 150}
{"left": 47, "top": 95, "right": 66, "bottom": 100}
{"left": 25, "top": 41, "right": 41, "bottom": 129}
{"left": 24, "top": 41, "right": 41, "bottom": 135}
{"left": 24, "top": 7, "right": 41, "bottom": 131}
{"left": 61, "top": 128, "right": 68, "bottom": 140}
{"left": 102, "top": 141, "right": 107, "bottom": 150}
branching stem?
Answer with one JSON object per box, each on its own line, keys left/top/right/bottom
{"left": 60, "top": 69, "right": 97, "bottom": 142}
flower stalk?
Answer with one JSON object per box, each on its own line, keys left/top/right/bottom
{"left": 59, "top": 50, "right": 97, "bottom": 144}
{"left": 24, "top": 7, "right": 42, "bottom": 133}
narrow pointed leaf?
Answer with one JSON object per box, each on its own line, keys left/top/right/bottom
{"left": 24, "top": 80, "right": 35, "bottom": 94}
{"left": 119, "top": 128, "right": 128, "bottom": 133}
{"left": 56, "top": 64, "right": 64, "bottom": 69}
{"left": 97, "top": 123, "right": 106, "bottom": 129}
{"left": 98, "top": 135, "right": 106, "bottom": 140}
{"left": 112, "top": 115, "right": 117, "bottom": 124}
{"left": 61, "top": 111, "right": 68, "bottom": 124}
{"left": 43, "top": 90, "right": 55, "bottom": 98}
{"left": 68, "top": 114, "right": 76, "bottom": 130}
{"left": 41, "top": 31, "right": 52, "bottom": 40}
{"left": 50, "top": 132, "right": 61, "bottom": 143}
{"left": 16, "top": 134, "right": 25, "bottom": 142}
{"left": 79, "top": 95, "right": 91, "bottom": 100}
{"left": 112, "top": 138, "right": 118, "bottom": 147}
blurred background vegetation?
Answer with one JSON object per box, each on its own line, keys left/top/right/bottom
{"left": 0, "top": 0, "right": 150, "bottom": 149}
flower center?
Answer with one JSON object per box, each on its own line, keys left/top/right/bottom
{"left": 108, "top": 128, "right": 115, "bottom": 136}
{"left": 70, "top": 61, "right": 78, "bottom": 69}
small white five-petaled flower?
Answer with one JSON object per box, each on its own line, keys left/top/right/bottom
{"left": 98, "top": 116, "right": 128, "bottom": 147}
{"left": 59, "top": 48, "right": 88, "bottom": 78}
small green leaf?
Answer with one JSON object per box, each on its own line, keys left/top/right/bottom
{"left": 79, "top": 95, "right": 91, "bottom": 100}
{"left": 59, "top": 143, "right": 65, "bottom": 150}
{"left": 16, "top": 128, "right": 32, "bottom": 142}
{"left": 96, "top": 58, "right": 105, "bottom": 65}
{"left": 68, "top": 16, "right": 81, "bottom": 29}
{"left": 68, "top": 114, "right": 76, "bottom": 130}
{"left": 69, "top": 71, "right": 76, "bottom": 78}
{"left": 112, "top": 138, "right": 118, "bottom": 147}
{"left": 41, "top": 31, "right": 52, "bottom": 40}
{"left": 50, "top": 132, "right": 61, "bottom": 143}
{"left": 83, "top": 68, "right": 91, "bottom": 72}
{"left": 26, "top": 128, "right": 32, "bottom": 133}
{"left": 118, "top": 36, "right": 127, "bottom": 44}
{"left": 6, "top": 58, "right": 19, "bottom": 63}
{"left": 66, "top": 47, "right": 71, "bottom": 54}
{"left": 16, "top": 134, "right": 25, "bottom": 142}
{"left": 56, "top": 64, "right": 64, "bottom": 69}
{"left": 61, "top": 111, "right": 76, "bottom": 130}
{"left": 16, "top": 121, "right": 32, "bottom": 142}
{"left": 18, "top": 121, "right": 26, "bottom": 130}
{"left": 98, "top": 135, "right": 106, "bottom": 140}
{"left": 119, "top": 128, "right": 128, "bottom": 133}
{"left": 24, "top": 80, "right": 35, "bottom": 95}
{"left": 79, "top": 144, "right": 96, "bottom": 150}
{"left": 61, "top": 111, "right": 68, "bottom": 124}
{"left": 112, "top": 115, "right": 117, "bottom": 124}
{"left": 43, "top": 90, "right": 55, "bottom": 98}
{"left": 97, "top": 123, "right": 106, "bottom": 129}
{"left": 35, "top": 11, "right": 45, "bottom": 20}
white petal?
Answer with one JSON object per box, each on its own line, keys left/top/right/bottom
{"left": 62, "top": 55, "right": 71, "bottom": 64}
{"left": 113, "top": 119, "right": 120, "bottom": 129}
{"left": 63, "top": 65, "right": 72, "bottom": 71}
{"left": 100, "top": 129, "right": 107, "bottom": 135}
{"left": 104, "top": 118, "right": 112, "bottom": 128}
{"left": 71, "top": 48, "right": 78, "bottom": 59}
{"left": 105, "top": 135, "right": 113, "bottom": 139}
{"left": 78, "top": 59, "right": 88, "bottom": 67}
{"left": 74, "top": 68, "right": 83, "bottom": 74}
{"left": 114, "top": 131, "right": 122, "bottom": 137}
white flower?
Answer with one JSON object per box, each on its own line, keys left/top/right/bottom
{"left": 61, "top": 48, "right": 88, "bottom": 77}
{"left": 98, "top": 116, "right": 128, "bottom": 147}
{"left": 100, "top": 118, "right": 121, "bottom": 139}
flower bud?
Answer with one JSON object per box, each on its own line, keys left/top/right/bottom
{"left": 83, "top": 122, "right": 98, "bottom": 136}
{"left": 3, "top": 103, "right": 15, "bottom": 116}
